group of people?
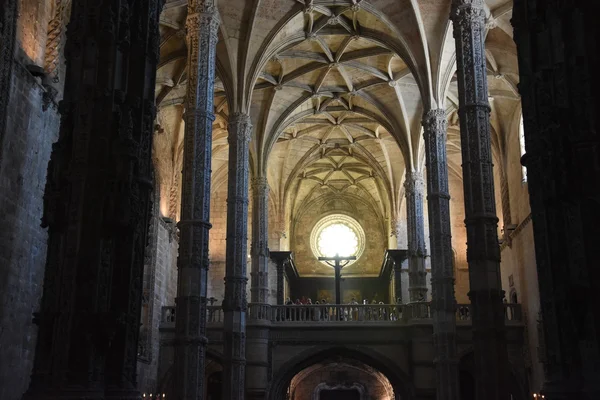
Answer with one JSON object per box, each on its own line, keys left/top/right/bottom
{"left": 281, "top": 297, "right": 403, "bottom": 321}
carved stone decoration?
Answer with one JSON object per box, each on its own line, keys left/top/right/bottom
{"left": 251, "top": 176, "right": 270, "bottom": 304}
{"left": 22, "top": 1, "right": 164, "bottom": 399}
{"left": 173, "top": 2, "right": 220, "bottom": 399}
{"left": 405, "top": 170, "right": 428, "bottom": 302}
{"left": 512, "top": 1, "right": 600, "bottom": 397}
{"left": 422, "top": 109, "right": 459, "bottom": 400}
{"left": 0, "top": 0, "right": 17, "bottom": 163}
{"left": 450, "top": 1, "right": 510, "bottom": 399}
{"left": 44, "top": 0, "right": 72, "bottom": 82}
{"left": 223, "top": 112, "right": 252, "bottom": 400}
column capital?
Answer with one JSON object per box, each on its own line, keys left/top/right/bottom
{"left": 404, "top": 170, "right": 425, "bottom": 194}
{"left": 450, "top": 0, "right": 486, "bottom": 22}
{"left": 228, "top": 112, "right": 253, "bottom": 143}
{"left": 186, "top": 10, "right": 220, "bottom": 40}
{"left": 422, "top": 109, "right": 448, "bottom": 133}
{"left": 251, "top": 176, "right": 269, "bottom": 193}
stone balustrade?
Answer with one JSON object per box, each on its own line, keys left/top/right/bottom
{"left": 160, "top": 302, "right": 523, "bottom": 329}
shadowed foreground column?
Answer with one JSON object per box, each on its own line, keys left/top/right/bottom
{"left": 23, "top": 1, "right": 163, "bottom": 399}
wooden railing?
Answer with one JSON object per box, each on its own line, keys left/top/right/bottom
{"left": 160, "top": 302, "right": 523, "bottom": 328}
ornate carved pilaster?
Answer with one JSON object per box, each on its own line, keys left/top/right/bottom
{"left": 23, "top": 1, "right": 163, "bottom": 399}
{"left": 251, "top": 176, "right": 270, "bottom": 304}
{"left": 405, "top": 170, "right": 428, "bottom": 302}
{"left": 173, "top": 2, "right": 219, "bottom": 400}
{"left": 451, "top": 1, "right": 510, "bottom": 398}
{"left": 223, "top": 112, "right": 252, "bottom": 400}
{"left": 423, "top": 109, "right": 459, "bottom": 400}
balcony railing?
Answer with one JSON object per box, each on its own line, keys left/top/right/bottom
{"left": 160, "top": 302, "right": 522, "bottom": 328}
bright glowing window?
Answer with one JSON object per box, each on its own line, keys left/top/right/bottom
{"left": 519, "top": 116, "right": 527, "bottom": 182}
{"left": 310, "top": 214, "right": 365, "bottom": 264}
{"left": 317, "top": 223, "right": 358, "bottom": 257}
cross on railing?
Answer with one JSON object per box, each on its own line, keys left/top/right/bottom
{"left": 318, "top": 253, "right": 356, "bottom": 305}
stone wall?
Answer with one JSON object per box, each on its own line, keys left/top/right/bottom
{"left": 137, "top": 216, "right": 179, "bottom": 392}
{"left": 291, "top": 195, "right": 386, "bottom": 279}
{"left": 0, "top": 55, "right": 59, "bottom": 400}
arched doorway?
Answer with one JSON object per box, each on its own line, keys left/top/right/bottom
{"left": 206, "top": 370, "right": 222, "bottom": 400}
{"left": 267, "top": 347, "right": 414, "bottom": 400}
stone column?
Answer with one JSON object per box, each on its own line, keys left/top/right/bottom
{"left": 222, "top": 112, "right": 252, "bottom": 400}
{"left": 512, "top": 1, "right": 600, "bottom": 398}
{"left": 23, "top": 1, "right": 163, "bottom": 399}
{"left": 405, "top": 170, "right": 428, "bottom": 302}
{"left": 423, "top": 109, "right": 459, "bottom": 400}
{"left": 173, "top": 2, "right": 219, "bottom": 399}
{"left": 393, "top": 263, "right": 403, "bottom": 304}
{"left": 270, "top": 251, "right": 292, "bottom": 305}
{"left": 450, "top": 1, "right": 510, "bottom": 399}
{"left": 251, "top": 176, "right": 270, "bottom": 304}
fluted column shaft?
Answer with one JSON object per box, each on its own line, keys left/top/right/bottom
{"left": 251, "top": 176, "right": 270, "bottom": 304}
{"left": 405, "top": 170, "right": 428, "bottom": 302}
{"left": 173, "top": 2, "right": 219, "bottom": 399}
{"left": 223, "top": 112, "right": 252, "bottom": 400}
{"left": 451, "top": 1, "right": 510, "bottom": 399}
{"left": 423, "top": 109, "right": 459, "bottom": 400}
{"left": 24, "top": 1, "right": 163, "bottom": 399}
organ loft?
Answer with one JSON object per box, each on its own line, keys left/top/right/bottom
{"left": 0, "top": 1, "right": 598, "bottom": 400}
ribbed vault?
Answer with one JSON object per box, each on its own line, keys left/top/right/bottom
{"left": 152, "top": 0, "right": 523, "bottom": 277}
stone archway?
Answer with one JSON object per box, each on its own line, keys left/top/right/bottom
{"left": 267, "top": 346, "right": 414, "bottom": 400}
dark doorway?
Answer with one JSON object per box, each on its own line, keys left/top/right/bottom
{"left": 207, "top": 371, "right": 222, "bottom": 400}
{"left": 319, "top": 389, "right": 360, "bottom": 400}
{"left": 459, "top": 370, "right": 475, "bottom": 400}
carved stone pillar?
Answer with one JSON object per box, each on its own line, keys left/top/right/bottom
{"left": 423, "top": 109, "right": 459, "bottom": 400}
{"left": 512, "top": 1, "right": 600, "bottom": 398}
{"left": 173, "top": 2, "right": 219, "bottom": 399}
{"left": 387, "top": 250, "right": 408, "bottom": 304}
{"left": 23, "top": 1, "right": 163, "bottom": 399}
{"left": 251, "top": 176, "right": 270, "bottom": 304}
{"left": 223, "top": 112, "right": 252, "bottom": 400}
{"left": 405, "top": 170, "right": 428, "bottom": 302}
{"left": 451, "top": 1, "right": 510, "bottom": 399}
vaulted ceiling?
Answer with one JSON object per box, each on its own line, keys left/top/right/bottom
{"left": 153, "top": 0, "right": 521, "bottom": 257}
